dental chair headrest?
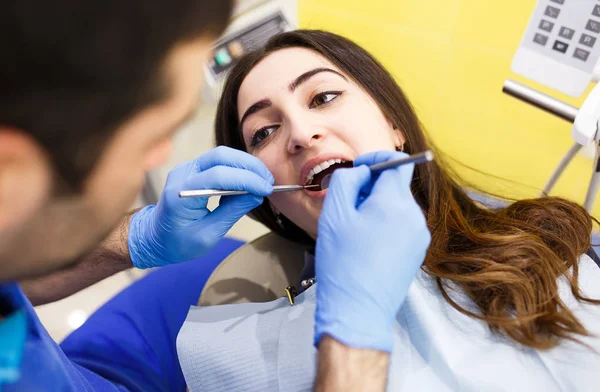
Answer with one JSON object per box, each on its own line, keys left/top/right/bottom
{"left": 198, "top": 232, "right": 311, "bottom": 306}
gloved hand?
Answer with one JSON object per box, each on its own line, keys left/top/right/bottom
{"left": 314, "top": 151, "right": 431, "bottom": 352}
{"left": 128, "top": 146, "right": 274, "bottom": 269}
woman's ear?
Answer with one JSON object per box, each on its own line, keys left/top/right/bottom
{"left": 392, "top": 127, "right": 407, "bottom": 152}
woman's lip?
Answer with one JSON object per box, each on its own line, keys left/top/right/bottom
{"left": 304, "top": 188, "right": 327, "bottom": 198}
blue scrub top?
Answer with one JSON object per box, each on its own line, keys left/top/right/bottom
{"left": 0, "top": 283, "right": 129, "bottom": 391}
{"left": 0, "top": 237, "right": 245, "bottom": 392}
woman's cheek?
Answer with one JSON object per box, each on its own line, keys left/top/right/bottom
{"left": 255, "top": 152, "right": 280, "bottom": 179}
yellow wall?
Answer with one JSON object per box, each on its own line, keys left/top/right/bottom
{"left": 298, "top": 0, "right": 600, "bottom": 214}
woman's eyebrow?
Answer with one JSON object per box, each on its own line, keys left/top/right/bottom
{"left": 239, "top": 68, "right": 347, "bottom": 129}
{"left": 239, "top": 99, "right": 272, "bottom": 129}
{"left": 288, "top": 67, "right": 347, "bottom": 92}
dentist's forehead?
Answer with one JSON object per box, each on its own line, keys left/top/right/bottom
{"left": 237, "top": 47, "right": 341, "bottom": 117}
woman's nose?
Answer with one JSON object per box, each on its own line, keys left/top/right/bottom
{"left": 286, "top": 124, "right": 326, "bottom": 153}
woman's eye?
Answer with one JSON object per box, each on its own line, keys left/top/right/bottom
{"left": 309, "top": 91, "right": 342, "bottom": 108}
{"left": 250, "top": 125, "right": 278, "bottom": 147}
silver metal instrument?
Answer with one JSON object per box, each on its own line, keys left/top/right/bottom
{"left": 502, "top": 79, "right": 578, "bottom": 123}
{"left": 179, "top": 184, "right": 319, "bottom": 198}
{"left": 179, "top": 150, "right": 434, "bottom": 199}
{"left": 319, "top": 150, "right": 434, "bottom": 190}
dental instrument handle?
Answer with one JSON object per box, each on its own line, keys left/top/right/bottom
{"left": 368, "top": 150, "right": 434, "bottom": 172}
{"left": 178, "top": 184, "right": 319, "bottom": 198}
{"left": 319, "top": 150, "right": 434, "bottom": 190}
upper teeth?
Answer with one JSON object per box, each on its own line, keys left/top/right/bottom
{"left": 306, "top": 159, "right": 345, "bottom": 184}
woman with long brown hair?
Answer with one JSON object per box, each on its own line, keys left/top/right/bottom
{"left": 178, "top": 30, "right": 600, "bottom": 391}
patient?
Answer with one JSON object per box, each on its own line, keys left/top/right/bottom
{"left": 178, "top": 30, "right": 600, "bottom": 391}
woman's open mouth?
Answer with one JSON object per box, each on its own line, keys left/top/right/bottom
{"left": 305, "top": 159, "right": 353, "bottom": 192}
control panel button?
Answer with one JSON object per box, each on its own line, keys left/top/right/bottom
{"left": 544, "top": 6, "right": 561, "bottom": 19}
{"left": 594, "top": 5, "right": 600, "bottom": 18}
{"left": 534, "top": 33, "right": 549, "bottom": 46}
{"left": 552, "top": 40, "right": 569, "bottom": 53}
{"left": 539, "top": 19, "right": 554, "bottom": 32}
{"left": 549, "top": 0, "right": 564, "bottom": 4}
{"left": 559, "top": 26, "right": 575, "bottom": 39}
{"left": 574, "top": 48, "right": 590, "bottom": 61}
{"left": 586, "top": 19, "right": 600, "bottom": 33}
{"left": 580, "top": 33, "right": 597, "bottom": 47}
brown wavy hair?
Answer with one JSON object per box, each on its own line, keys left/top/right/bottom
{"left": 215, "top": 29, "right": 600, "bottom": 349}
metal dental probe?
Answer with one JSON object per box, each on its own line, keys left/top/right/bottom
{"left": 178, "top": 150, "right": 434, "bottom": 198}
{"left": 178, "top": 184, "right": 319, "bottom": 198}
{"left": 318, "top": 150, "right": 434, "bottom": 190}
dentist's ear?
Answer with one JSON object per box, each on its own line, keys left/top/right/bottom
{"left": 0, "top": 128, "right": 52, "bottom": 232}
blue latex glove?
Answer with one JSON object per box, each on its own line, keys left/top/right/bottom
{"left": 314, "top": 151, "right": 431, "bottom": 352}
{"left": 128, "top": 146, "right": 274, "bottom": 269}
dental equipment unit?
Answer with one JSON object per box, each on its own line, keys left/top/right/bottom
{"left": 505, "top": 0, "right": 600, "bottom": 212}
{"left": 503, "top": 79, "right": 600, "bottom": 212}
{"left": 178, "top": 150, "right": 434, "bottom": 198}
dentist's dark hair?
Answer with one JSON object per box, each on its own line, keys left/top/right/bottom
{"left": 215, "top": 29, "right": 600, "bottom": 350}
{"left": 0, "top": 0, "right": 232, "bottom": 189}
